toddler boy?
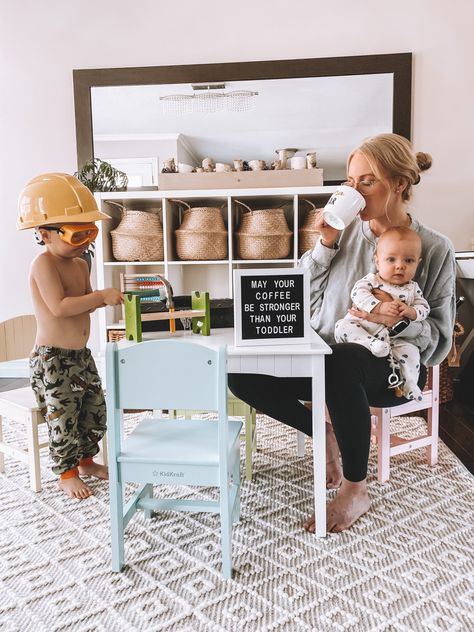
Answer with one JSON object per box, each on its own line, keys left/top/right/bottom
{"left": 17, "top": 173, "right": 123, "bottom": 499}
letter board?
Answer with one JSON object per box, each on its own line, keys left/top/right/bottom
{"left": 233, "top": 268, "right": 311, "bottom": 346}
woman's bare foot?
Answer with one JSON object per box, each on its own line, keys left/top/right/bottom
{"left": 303, "top": 479, "right": 371, "bottom": 533}
{"left": 326, "top": 423, "right": 343, "bottom": 489}
{"left": 58, "top": 476, "right": 94, "bottom": 499}
{"left": 326, "top": 479, "right": 371, "bottom": 532}
{"left": 78, "top": 461, "right": 109, "bottom": 480}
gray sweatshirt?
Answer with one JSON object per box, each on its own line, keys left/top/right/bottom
{"left": 298, "top": 217, "right": 456, "bottom": 366}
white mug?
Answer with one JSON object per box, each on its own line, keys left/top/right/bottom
{"left": 290, "top": 156, "right": 306, "bottom": 170}
{"left": 178, "top": 162, "right": 193, "bottom": 174}
{"left": 322, "top": 185, "right": 366, "bottom": 230}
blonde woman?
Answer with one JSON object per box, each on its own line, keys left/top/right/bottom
{"left": 229, "top": 133, "right": 456, "bottom": 532}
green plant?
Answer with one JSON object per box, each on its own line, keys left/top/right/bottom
{"left": 74, "top": 158, "right": 128, "bottom": 193}
{"left": 74, "top": 159, "right": 127, "bottom": 271}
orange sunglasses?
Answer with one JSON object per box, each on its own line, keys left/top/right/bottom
{"left": 42, "top": 223, "right": 98, "bottom": 246}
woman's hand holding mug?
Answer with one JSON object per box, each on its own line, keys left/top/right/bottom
{"left": 313, "top": 209, "right": 341, "bottom": 248}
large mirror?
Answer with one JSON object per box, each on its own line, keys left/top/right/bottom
{"left": 74, "top": 54, "right": 411, "bottom": 186}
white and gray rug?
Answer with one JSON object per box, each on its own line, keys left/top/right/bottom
{"left": 1, "top": 413, "right": 474, "bottom": 632}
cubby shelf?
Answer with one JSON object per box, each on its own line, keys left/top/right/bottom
{"left": 94, "top": 186, "right": 336, "bottom": 349}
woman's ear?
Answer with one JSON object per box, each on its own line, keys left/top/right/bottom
{"left": 395, "top": 177, "right": 408, "bottom": 194}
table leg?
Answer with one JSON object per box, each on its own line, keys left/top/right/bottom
{"left": 312, "top": 355, "right": 326, "bottom": 537}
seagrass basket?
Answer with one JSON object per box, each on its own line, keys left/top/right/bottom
{"left": 110, "top": 204, "right": 164, "bottom": 262}
{"left": 439, "top": 321, "right": 465, "bottom": 403}
{"left": 439, "top": 359, "right": 454, "bottom": 404}
{"left": 174, "top": 200, "right": 228, "bottom": 260}
{"left": 298, "top": 199, "right": 320, "bottom": 257}
{"left": 234, "top": 200, "right": 292, "bottom": 260}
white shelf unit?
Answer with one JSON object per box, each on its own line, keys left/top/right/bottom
{"left": 94, "top": 186, "right": 336, "bottom": 349}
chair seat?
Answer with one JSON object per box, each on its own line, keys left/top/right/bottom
{"left": 0, "top": 358, "right": 30, "bottom": 378}
{"left": 119, "top": 417, "right": 242, "bottom": 465}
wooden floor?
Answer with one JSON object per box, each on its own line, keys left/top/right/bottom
{"left": 440, "top": 397, "right": 474, "bottom": 474}
{"left": 0, "top": 377, "right": 29, "bottom": 392}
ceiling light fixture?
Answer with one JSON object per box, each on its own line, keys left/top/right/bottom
{"left": 160, "top": 83, "right": 258, "bottom": 114}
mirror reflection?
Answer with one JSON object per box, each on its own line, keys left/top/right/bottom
{"left": 91, "top": 73, "right": 393, "bottom": 185}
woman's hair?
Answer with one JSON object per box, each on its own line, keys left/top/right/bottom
{"left": 347, "top": 133, "right": 432, "bottom": 201}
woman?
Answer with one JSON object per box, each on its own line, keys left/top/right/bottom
{"left": 228, "top": 133, "right": 456, "bottom": 532}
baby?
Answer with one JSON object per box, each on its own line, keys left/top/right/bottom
{"left": 335, "top": 226, "right": 429, "bottom": 401}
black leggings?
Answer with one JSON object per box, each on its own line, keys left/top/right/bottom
{"left": 228, "top": 343, "right": 427, "bottom": 482}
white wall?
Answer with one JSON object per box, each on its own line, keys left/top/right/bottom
{"left": 1, "top": 0, "right": 473, "bottom": 324}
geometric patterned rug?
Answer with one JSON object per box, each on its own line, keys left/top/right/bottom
{"left": 1, "top": 413, "right": 474, "bottom": 632}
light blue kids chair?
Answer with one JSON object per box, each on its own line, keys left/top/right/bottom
{"left": 106, "top": 339, "right": 242, "bottom": 579}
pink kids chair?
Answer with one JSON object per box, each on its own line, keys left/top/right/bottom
{"left": 370, "top": 365, "right": 440, "bottom": 482}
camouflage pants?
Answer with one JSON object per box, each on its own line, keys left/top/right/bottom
{"left": 30, "top": 346, "right": 106, "bottom": 475}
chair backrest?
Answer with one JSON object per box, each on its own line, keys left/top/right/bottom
{"left": 0, "top": 315, "right": 36, "bottom": 362}
{"left": 106, "top": 339, "right": 227, "bottom": 413}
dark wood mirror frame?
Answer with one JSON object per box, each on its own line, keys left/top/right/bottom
{"left": 73, "top": 53, "right": 412, "bottom": 172}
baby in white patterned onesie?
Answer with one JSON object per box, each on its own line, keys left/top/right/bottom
{"left": 335, "top": 226, "right": 429, "bottom": 401}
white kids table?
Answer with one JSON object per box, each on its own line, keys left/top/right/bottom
{"left": 115, "top": 327, "right": 332, "bottom": 536}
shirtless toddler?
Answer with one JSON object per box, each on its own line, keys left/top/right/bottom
{"left": 17, "top": 173, "right": 124, "bottom": 499}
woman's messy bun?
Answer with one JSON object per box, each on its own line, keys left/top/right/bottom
{"left": 416, "top": 151, "right": 432, "bottom": 172}
{"left": 348, "top": 134, "right": 432, "bottom": 201}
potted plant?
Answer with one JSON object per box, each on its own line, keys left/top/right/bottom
{"left": 74, "top": 159, "right": 128, "bottom": 270}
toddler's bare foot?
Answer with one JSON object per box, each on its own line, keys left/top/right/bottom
{"left": 326, "top": 423, "right": 343, "bottom": 489}
{"left": 303, "top": 479, "right": 371, "bottom": 533}
{"left": 78, "top": 461, "right": 109, "bottom": 480}
{"left": 58, "top": 476, "right": 94, "bottom": 499}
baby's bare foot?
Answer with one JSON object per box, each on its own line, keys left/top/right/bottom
{"left": 326, "top": 479, "right": 371, "bottom": 532}
{"left": 58, "top": 476, "right": 94, "bottom": 500}
{"left": 78, "top": 461, "right": 109, "bottom": 480}
{"left": 326, "top": 423, "right": 343, "bottom": 489}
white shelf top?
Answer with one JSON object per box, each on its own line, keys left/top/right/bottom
{"left": 96, "top": 185, "right": 336, "bottom": 200}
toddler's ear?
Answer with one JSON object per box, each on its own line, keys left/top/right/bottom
{"left": 34, "top": 228, "right": 45, "bottom": 246}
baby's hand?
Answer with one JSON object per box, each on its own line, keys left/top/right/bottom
{"left": 377, "top": 300, "right": 402, "bottom": 317}
{"left": 398, "top": 305, "right": 417, "bottom": 321}
{"left": 100, "top": 288, "right": 124, "bottom": 306}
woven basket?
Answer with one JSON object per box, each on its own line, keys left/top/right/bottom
{"left": 174, "top": 201, "right": 227, "bottom": 260}
{"left": 298, "top": 199, "right": 320, "bottom": 257}
{"left": 439, "top": 358, "right": 454, "bottom": 404}
{"left": 439, "top": 321, "right": 465, "bottom": 403}
{"left": 110, "top": 204, "right": 164, "bottom": 262}
{"left": 235, "top": 200, "right": 293, "bottom": 260}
